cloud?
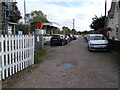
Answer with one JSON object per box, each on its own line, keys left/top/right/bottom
{"left": 17, "top": 0, "right": 113, "bottom": 31}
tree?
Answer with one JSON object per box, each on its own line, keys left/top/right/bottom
{"left": 90, "top": 15, "right": 105, "bottom": 31}
{"left": 62, "top": 26, "right": 71, "bottom": 34}
{"left": 71, "top": 29, "right": 77, "bottom": 34}
{"left": 26, "top": 10, "right": 49, "bottom": 24}
{"left": 17, "top": 10, "right": 49, "bottom": 34}
{"left": 52, "top": 28, "right": 62, "bottom": 34}
{"left": 9, "top": 2, "right": 22, "bottom": 23}
{"left": 77, "top": 31, "right": 81, "bottom": 35}
{"left": 81, "top": 30, "right": 94, "bottom": 35}
{"left": 16, "top": 22, "right": 29, "bottom": 34}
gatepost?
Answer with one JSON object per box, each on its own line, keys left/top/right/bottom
{"left": 34, "top": 29, "right": 45, "bottom": 50}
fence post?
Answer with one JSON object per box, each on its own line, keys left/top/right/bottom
{"left": 11, "top": 35, "right": 15, "bottom": 75}
{"left": 8, "top": 35, "right": 12, "bottom": 76}
{"left": 0, "top": 35, "right": 2, "bottom": 80}
{"left": 32, "top": 35, "right": 35, "bottom": 65}
{"left": 1, "top": 35, "right": 5, "bottom": 79}
{"left": 5, "top": 35, "right": 8, "bottom": 78}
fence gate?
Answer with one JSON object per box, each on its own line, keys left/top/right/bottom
{"left": 0, "top": 35, "right": 34, "bottom": 80}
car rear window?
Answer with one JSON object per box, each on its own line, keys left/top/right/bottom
{"left": 52, "top": 35, "right": 60, "bottom": 38}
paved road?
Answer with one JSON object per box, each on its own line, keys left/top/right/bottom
{"left": 14, "top": 36, "right": 118, "bottom": 88}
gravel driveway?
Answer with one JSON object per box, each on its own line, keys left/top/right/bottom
{"left": 14, "top": 36, "right": 118, "bottom": 88}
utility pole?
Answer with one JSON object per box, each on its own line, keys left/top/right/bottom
{"left": 3, "top": 3, "right": 8, "bottom": 35}
{"left": 24, "top": 0, "right": 26, "bottom": 25}
{"left": 105, "top": 0, "right": 107, "bottom": 29}
{"left": 73, "top": 19, "right": 75, "bottom": 29}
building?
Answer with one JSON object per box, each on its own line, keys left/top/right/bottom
{"left": 0, "top": 3, "right": 2, "bottom": 34}
{"left": 43, "top": 22, "right": 62, "bottom": 35}
{"left": 0, "top": 1, "right": 19, "bottom": 35}
{"left": 107, "top": 0, "right": 120, "bottom": 52}
{"left": 31, "top": 22, "right": 62, "bottom": 35}
{"left": 107, "top": 0, "right": 120, "bottom": 40}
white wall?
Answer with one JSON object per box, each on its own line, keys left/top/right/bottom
{"left": 107, "top": 2, "right": 120, "bottom": 41}
{"left": 118, "top": 1, "right": 120, "bottom": 40}
{"left": 112, "top": 2, "right": 119, "bottom": 40}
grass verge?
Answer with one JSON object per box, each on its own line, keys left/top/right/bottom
{"left": 34, "top": 47, "right": 48, "bottom": 64}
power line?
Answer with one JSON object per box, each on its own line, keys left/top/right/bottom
{"left": 52, "top": 1, "right": 73, "bottom": 19}
{"left": 26, "top": 2, "right": 73, "bottom": 27}
{"left": 52, "top": 2, "right": 78, "bottom": 29}
{"left": 19, "top": 1, "right": 76, "bottom": 29}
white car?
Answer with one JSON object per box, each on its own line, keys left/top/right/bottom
{"left": 88, "top": 34, "right": 109, "bottom": 51}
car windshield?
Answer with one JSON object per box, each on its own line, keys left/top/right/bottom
{"left": 90, "top": 36, "right": 106, "bottom": 40}
{"left": 52, "top": 35, "right": 60, "bottom": 38}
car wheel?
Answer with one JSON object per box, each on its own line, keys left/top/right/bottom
{"left": 88, "top": 46, "right": 92, "bottom": 52}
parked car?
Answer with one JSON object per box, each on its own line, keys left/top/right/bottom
{"left": 72, "top": 34, "right": 77, "bottom": 40}
{"left": 50, "top": 34, "right": 67, "bottom": 46}
{"left": 65, "top": 33, "right": 73, "bottom": 41}
{"left": 84, "top": 34, "right": 87, "bottom": 38}
{"left": 84, "top": 34, "right": 91, "bottom": 42}
{"left": 88, "top": 34, "right": 109, "bottom": 51}
{"left": 74, "top": 34, "right": 79, "bottom": 38}
{"left": 65, "top": 35, "right": 71, "bottom": 42}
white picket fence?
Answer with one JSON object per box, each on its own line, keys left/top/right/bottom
{"left": 0, "top": 35, "right": 34, "bottom": 80}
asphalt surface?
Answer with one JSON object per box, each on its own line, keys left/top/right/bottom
{"left": 14, "top": 36, "right": 118, "bottom": 88}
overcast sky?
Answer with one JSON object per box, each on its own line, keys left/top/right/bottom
{"left": 17, "top": 0, "right": 112, "bottom": 31}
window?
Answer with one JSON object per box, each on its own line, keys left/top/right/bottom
{"left": 116, "top": 24, "right": 119, "bottom": 40}
{"left": 52, "top": 35, "right": 60, "bottom": 38}
{"left": 116, "top": 2, "right": 120, "bottom": 12}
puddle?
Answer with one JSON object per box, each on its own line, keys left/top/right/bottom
{"left": 58, "top": 63, "right": 74, "bottom": 68}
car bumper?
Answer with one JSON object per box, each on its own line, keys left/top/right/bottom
{"left": 89, "top": 45, "right": 109, "bottom": 51}
{"left": 50, "top": 40, "right": 62, "bottom": 45}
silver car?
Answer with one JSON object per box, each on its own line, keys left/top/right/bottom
{"left": 88, "top": 34, "right": 109, "bottom": 51}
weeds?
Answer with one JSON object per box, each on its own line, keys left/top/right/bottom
{"left": 34, "top": 47, "right": 48, "bottom": 64}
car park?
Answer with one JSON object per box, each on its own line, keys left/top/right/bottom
{"left": 88, "top": 34, "right": 109, "bottom": 51}
{"left": 50, "top": 34, "right": 67, "bottom": 46}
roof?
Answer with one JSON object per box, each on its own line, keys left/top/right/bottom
{"left": 89, "top": 34, "right": 104, "bottom": 36}
{"left": 108, "top": 2, "right": 117, "bottom": 19}
{"left": 44, "top": 22, "right": 62, "bottom": 30}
